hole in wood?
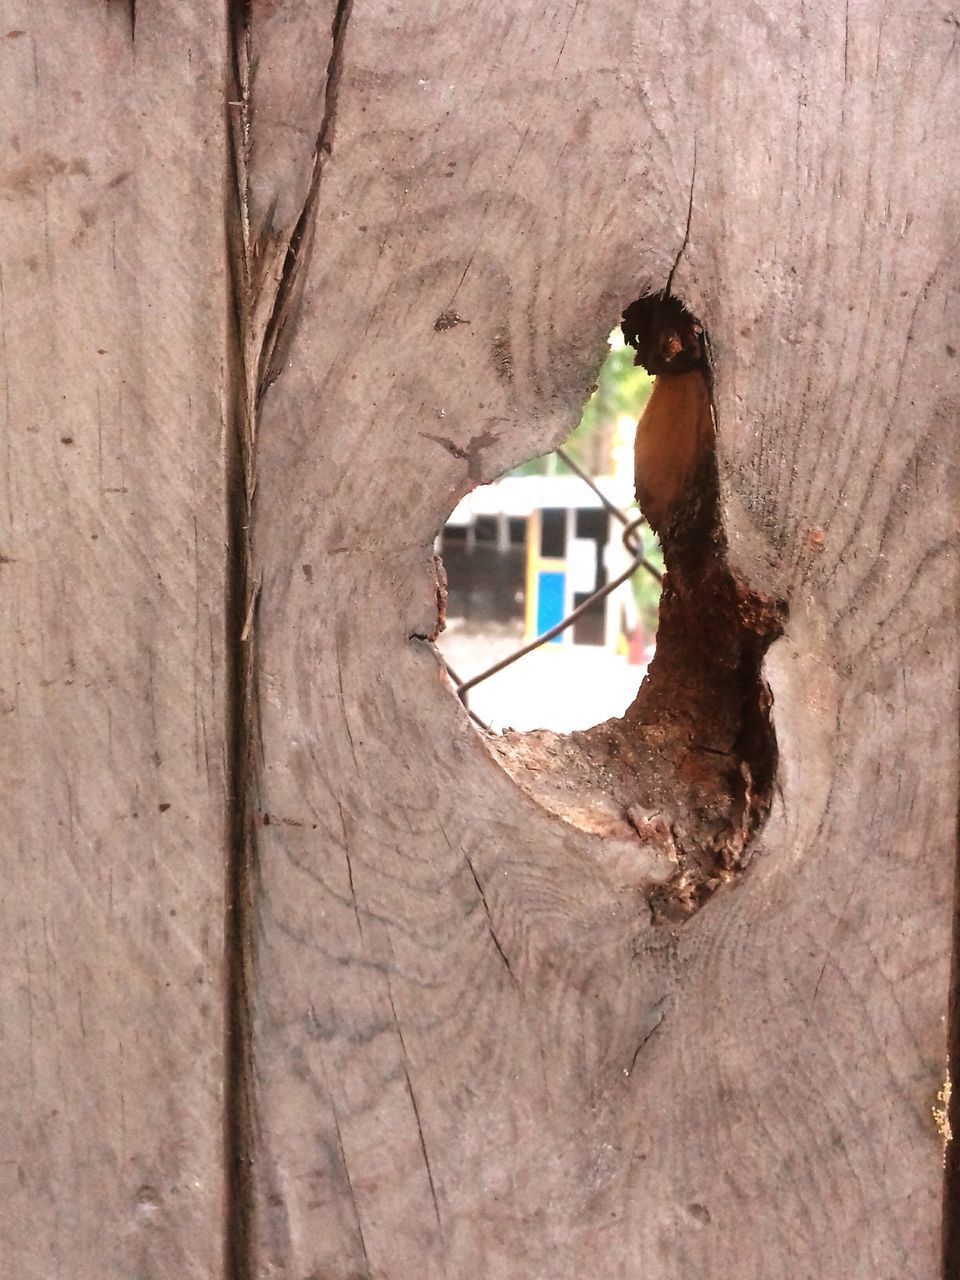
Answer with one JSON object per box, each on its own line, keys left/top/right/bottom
{"left": 439, "top": 293, "right": 787, "bottom": 918}
{"left": 437, "top": 333, "right": 661, "bottom": 734}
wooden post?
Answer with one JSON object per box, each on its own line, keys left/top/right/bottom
{"left": 2, "top": 3, "right": 957, "bottom": 1277}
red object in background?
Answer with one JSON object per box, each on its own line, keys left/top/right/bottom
{"left": 627, "top": 625, "right": 646, "bottom": 665}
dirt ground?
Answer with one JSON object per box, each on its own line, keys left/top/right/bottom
{"left": 436, "top": 618, "right": 647, "bottom": 733}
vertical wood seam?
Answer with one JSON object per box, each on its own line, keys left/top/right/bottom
{"left": 223, "top": 4, "right": 255, "bottom": 1278}
{"left": 220, "top": 2, "right": 357, "bottom": 1272}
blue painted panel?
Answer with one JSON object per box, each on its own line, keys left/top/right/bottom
{"left": 536, "top": 570, "right": 565, "bottom": 643}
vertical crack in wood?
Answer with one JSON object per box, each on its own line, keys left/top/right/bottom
{"left": 664, "top": 143, "right": 696, "bottom": 299}
{"left": 386, "top": 983, "right": 445, "bottom": 1241}
{"left": 223, "top": 4, "right": 255, "bottom": 1278}
{"left": 463, "top": 851, "right": 517, "bottom": 984}
{"left": 256, "top": 0, "right": 354, "bottom": 398}
{"left": 220, "top": 2, "right": 357, "bottom": 1269}
{"left": 329, "top": 1099, "right": 374, "bottom": 1274}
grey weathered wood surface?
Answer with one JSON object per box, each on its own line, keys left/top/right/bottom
{"left": 243, "top": 2, "right": 959, "bottom": 1277}
{"left": 2, "top": 2, "right": 958, "bottom": 1277}
{"left": 0, "top": 5, "right": 230, "bottom": 1277}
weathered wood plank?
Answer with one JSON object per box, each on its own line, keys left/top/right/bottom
{"left": 238, "top": 2, "right": 959, "bottom": 1276}
{"left": 0, "top": 6, "right": 231, "bottom": 1276}
{"left": 6, "top": 1, "right": 954, "bottom": 1275}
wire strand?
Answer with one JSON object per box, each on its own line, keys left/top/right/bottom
{"left": 444, "top": 454, "right": 661, "bottom": 711}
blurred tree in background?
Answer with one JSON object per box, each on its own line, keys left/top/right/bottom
{"left": 512, "top": 331, "right": 662, "bottom": 633}
{"left": 513, "top": 331, "right": 653, "bottom": 476}
{"left": 564, "top": 330, "right": 653, "bottom": 475}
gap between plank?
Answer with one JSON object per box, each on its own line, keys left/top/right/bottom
{"left": 220, "top": 1, "right": 355, "bottom": 1272}
{"left": 223, "top": 3, "right": 255, "bottom": 1278}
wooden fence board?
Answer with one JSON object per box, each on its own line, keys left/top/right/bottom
{"left": 2, "top": 2, "right": 957, "bottom": 1276}
{"left": 0, "top": 6, "right": 231, "bottom": 1277}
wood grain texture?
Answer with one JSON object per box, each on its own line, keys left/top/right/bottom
{"left": 239, "top": 2, "right": 959, "bottom": 1277}
{"left": 2, "top": 1, "right": 956, "bottom": 1276}
{"left": 0, "top": 6, "right": 231, "bottom": 1276}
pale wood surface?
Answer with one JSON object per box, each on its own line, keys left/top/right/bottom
{"left": 0, "top": 5, "right": 230, "bottom": 1277}
{"left": 2, "top": 2, "right": 957, "bottom": 1277}
{"left": 241, "top": 2, "right": 959, "bottom": 1277}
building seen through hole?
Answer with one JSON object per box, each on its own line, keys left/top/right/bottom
{"left": 436, "top": 331, "right": 663, "bottom": 733}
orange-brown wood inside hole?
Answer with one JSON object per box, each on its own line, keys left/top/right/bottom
{"left": 633, "top": 368, "right": 713, "bottom": 535}
{"left": 494, "top": 315, "right": 786, "bottom": 916}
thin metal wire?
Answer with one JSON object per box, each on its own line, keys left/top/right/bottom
{"left": 457, "top": 542, "right": 647, "bottom": 696}
{"left": 555, "top": 448, "right": 641, "bottom": 548}
{"left": 447, "top": 447, "right": 663, "bottom": 711}
{"left": 555, "top": 448, "right": 661, "bottom": 581}
{"left": 440, "top": 655, "right": 491, "bottom": 730}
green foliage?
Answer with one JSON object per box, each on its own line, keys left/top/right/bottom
{"left": 510, "top": 330, "right": 663, "bottom": 639}
{"left": 512, "top": 330, "right": 660, "bottom": 629}
{"left": 632, "top": 527, "right": 663, "bottom": 636}
{"left": 564, "top": 335, "right": 653, "bottom": 467}
{"left": 512, "top": 332, "right": 653, "bottom": 476}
